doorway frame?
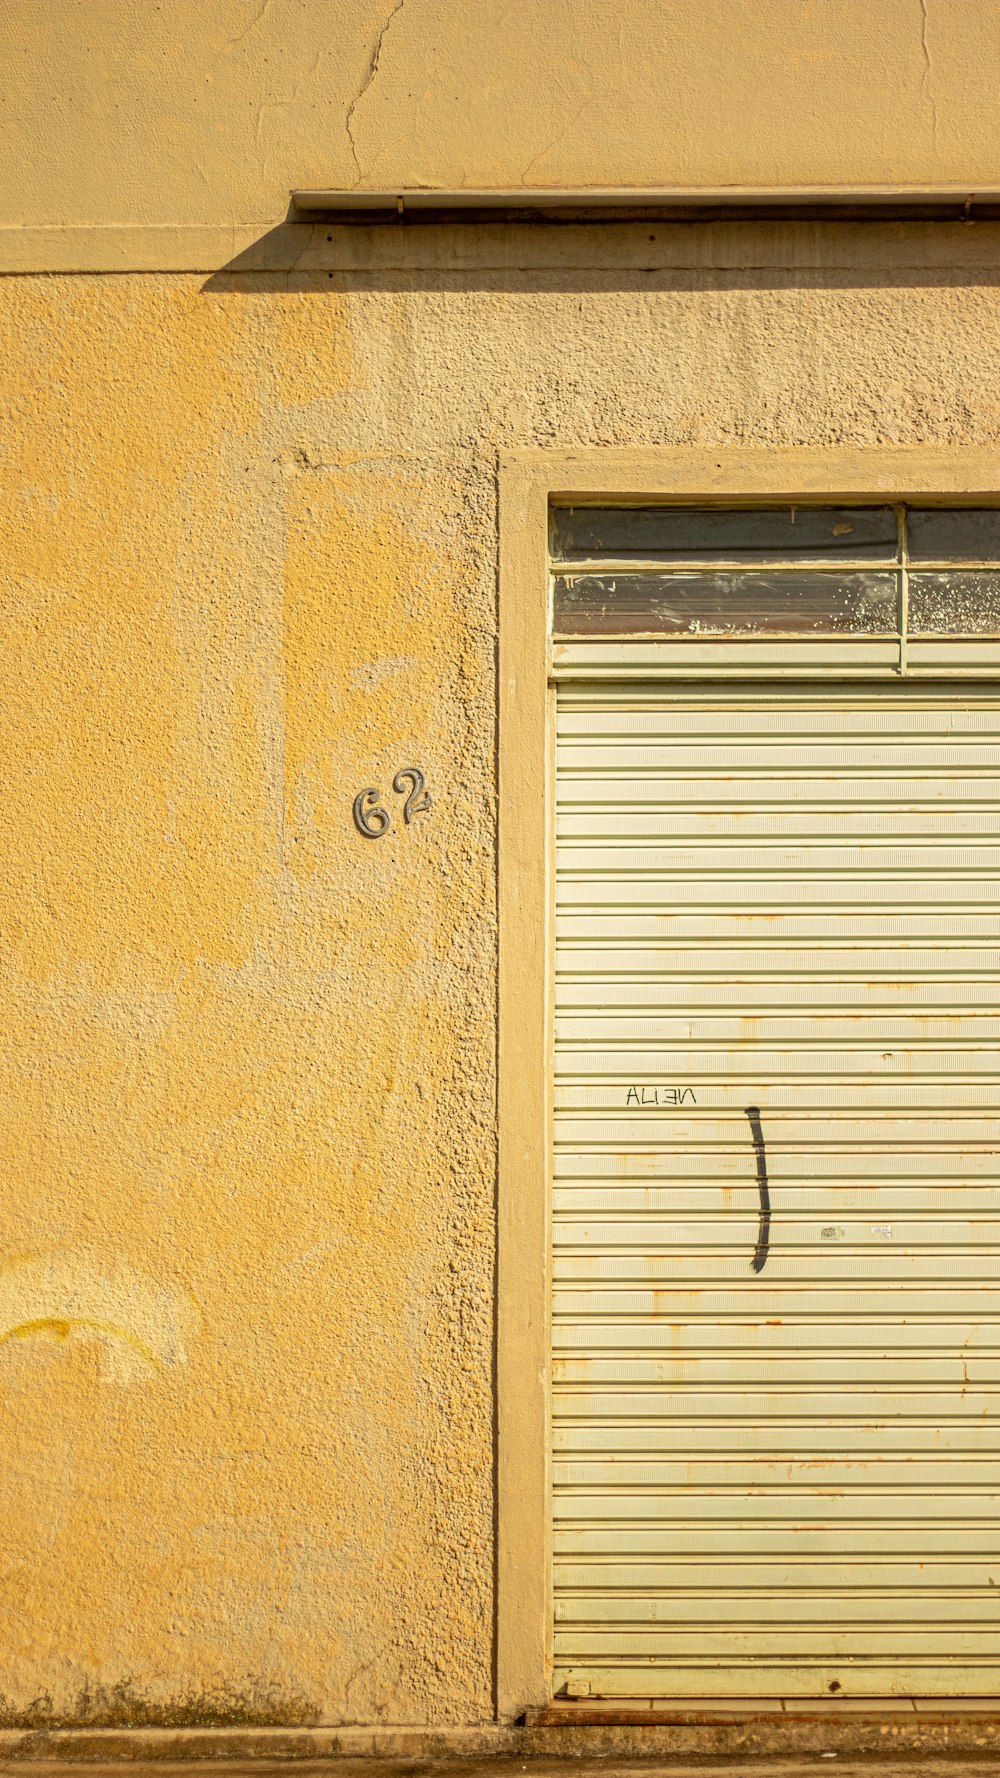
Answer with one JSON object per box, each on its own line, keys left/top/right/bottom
{"left": 495, "top": 445, "right": 1000, "bottom": 1720}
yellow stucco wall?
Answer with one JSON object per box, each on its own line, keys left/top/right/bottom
{"left": 0, "top": 274, "right": 496, "bottom": 1724}
{"left": 5, "top": 247, "right": 1000, "bottom": 1722}
{"left": 3, "top": 0, "right": 1000, "bottom": 1732}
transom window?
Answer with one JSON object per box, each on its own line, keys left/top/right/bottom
{"left": 551, "top": 504, "right": 1000, "bottom": 638}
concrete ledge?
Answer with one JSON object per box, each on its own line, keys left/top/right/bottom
{"left": 0, "top": 1730, "right": 519, "bottom": 1764}
{"left": 4, "top": 1715, "right": 1000, "bottom": 1762}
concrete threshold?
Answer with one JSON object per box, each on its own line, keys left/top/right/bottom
{"left": 521, "top": 1703, "right": 1000, "bottom": 1760}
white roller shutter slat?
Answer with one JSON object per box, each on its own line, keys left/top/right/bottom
{"left": 552, "top": 692, "right": 1000, "bottom": 1700}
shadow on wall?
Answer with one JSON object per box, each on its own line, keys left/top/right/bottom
{"left": 199, "top": 213, "right": 1000, "bottom": 296}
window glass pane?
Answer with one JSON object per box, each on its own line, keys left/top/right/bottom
{"left": 909, "top": 571, "right": 1000, "bottom": 633}
{"left": 553, "top": 571, "right": 899, "bottom": 635}
{"left": 551, "top": 505, "right": 898, "bottom": 562}
{"left": 907, "top": 508, "right": 1000, "bottom": 563}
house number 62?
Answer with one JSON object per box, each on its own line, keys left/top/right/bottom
{"left": 353, "top": 768, "right": 432, "bottom": 839}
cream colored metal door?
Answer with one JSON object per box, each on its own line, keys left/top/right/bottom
{"left": 553, "top": 689, "right": 1000, "bottom": 1699}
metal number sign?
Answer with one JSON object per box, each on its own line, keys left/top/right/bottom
{"left": 352, "top": 788, "right": 392, "bottom": 837}
{"left": 392, "top": 768, "right": 431, "bottom": 823}
{"left": 352, "top": 767, "right": 432, "bottom": 839}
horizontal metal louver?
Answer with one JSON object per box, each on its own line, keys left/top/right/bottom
{"left": 552, "top": 691, "right": 1000, "bottom": 1700}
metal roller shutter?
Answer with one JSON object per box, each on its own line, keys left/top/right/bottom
{"left": 553, "top": 690, "right": 1000, "bottom": 1700}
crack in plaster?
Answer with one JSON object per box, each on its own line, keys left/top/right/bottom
{"left": 520, "top": 94, "right": 592, "bottom": 184}
{"left": 918, "top": 0, "right": 939, "bottom": 152}
{"left": 255, "top": 51, "right": 331, "bottom": 181}
{"left": 345, "top": 0, "right": 407, "bottom": 185}
{"left": 228, "top": 0, "right": 275, "bottom": 47}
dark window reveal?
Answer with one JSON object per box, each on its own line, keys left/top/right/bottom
{"left": 908, "top": 509, "right": 1000, "bottom": 563}
{"left": 551, "top": 505, "right": 898, "bottom": 562}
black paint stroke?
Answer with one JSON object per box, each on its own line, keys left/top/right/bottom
{"left": 745, "top": 1105, "right": 771, "bottom": 1274}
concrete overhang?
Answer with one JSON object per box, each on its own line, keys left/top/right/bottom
{"left": 291, "top": 186, "right": 1000, "bottom": 222}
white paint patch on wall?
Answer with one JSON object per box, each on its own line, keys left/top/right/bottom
{"left": 0, "top": 1254, "right": 199, "bottom": 1379}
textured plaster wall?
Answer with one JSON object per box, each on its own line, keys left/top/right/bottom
{"left": 3, "top": 239, "right": 1000, "bottom": 1721}
{"left": 0, "top": 276, "right": 497, "bottom": 1725}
